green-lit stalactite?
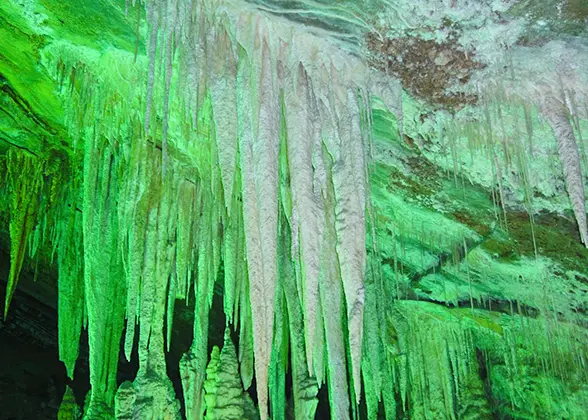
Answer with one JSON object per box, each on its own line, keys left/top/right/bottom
{"left": 383, "top": 301, "right": 588, "bottom": 420}
{"left": 3, "top": 148, "right": 44, "bottom": 318}
{"left": 223, "top": 168, "right": 245, "bottom": 325}
{"left": 121, "top": 136, "right": 151, "bottom": 362}
{"left": 424, "top": 90, "right": 588, "bottom": 249}
{"left": 269, "top": 280, "right": 289, "bottom": 420}
{"left": 3, "top": 2, "right": 378, "bottom": 416}
{"left": 121, "top": 145, "right": 182, "bottom": 419}
{"left": 82, "top": 130, "right": 126, "bottom": 418}
{"left": 57, "top": 180, "right": 85, "bottom": 379}
{"left": 180, "top": 94, "right": 224, "bottom": 420}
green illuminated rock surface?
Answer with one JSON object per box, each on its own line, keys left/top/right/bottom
{"left": 0, "top": 1, "right": 586, "bottom": 419}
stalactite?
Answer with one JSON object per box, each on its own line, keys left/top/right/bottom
{"left": 175, "top": 178, "right": 197, "bottom": 302}
{"left": 512, "top": 132, "right": 538, "bottom": 258}
{"left": 144, "top": 0, "right": 161, "bottom": 135}
{"left": 567, "top": 91, "right": 587, "bottom": 169}
{"left": 330, "top": 71, "right": 367, "bottom": 405}
{"left": 361, "top": 249, "right": 396, "bottom": 420}
{"left": 280, "top": 209, "right": 319, "bottom": 419}
{"left": 223, "top": 170, "right": 245, "bottom": 324}
{"left": 142, "top": 2, "right": 379, "bottom": 414}
{"left": 284, "top": 62, "right": 323, "bottom": 376}
{"left": 119, "top": 150, "right": 182, "bottom": 420}
{"left": 3, "top": 148, "right": 44, "bottom": 319}
{"left": 57, "top": 182, "right": 85, "bottom": 379}
{"left": 269, "top": 283, "right": 288, "bottom": 420}
{"left": 361, "top": 278, "right": 383, "bottom": 420}
{"left": 180, "top": 94, "right": 224, "bottom": 420}
{"left": 237, "top": 33, "right": 280, "bottom": 420}
{"left": 210, "top": 26, "right": 239, "bottom": 214}
{"left": 161, "top": 0, "right": 179, "bottom": 179}
{"left": 238, "top": 266, "right": 255, "bottom": 392}
{"left": 4, "top": 1, "right": 588, "bottom": 417}
{"left": 540, "top": 95, "right": 588, "bottom": 246}
{"left": 389, "top": 303, "right": 479, "bottom": 420}
{"left": 180, "top": 185, "right": 218, "bottom": 420}
{"left": 320, "top": 140, "right": 352, "bottom": 420}
{"left": 523, "top": 103, "right": 534, "bottom": 157}
{"left": 121, "top": 138, "right": 151, "bottom": 362}
{"left": 82, "top": 128, "right": 127, "bottom": 418}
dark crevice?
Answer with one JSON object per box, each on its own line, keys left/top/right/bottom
{"left": 0, "top": 135, "right": 40, "bottom": 157}
{"left": 0, "top": 73, "right": 56, "bottom": 136}
{"left": 476, "top": 348, "right": 501, "bottom": 420}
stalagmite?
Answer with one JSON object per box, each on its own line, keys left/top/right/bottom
{"left": 203, "top": 328, "right": 257, "bottom": 419}
{"left": 114, "top": 381, "right": 136, "bottom": 420}
{"left": 58, "top": 385, "right": 82, "bottom": 420}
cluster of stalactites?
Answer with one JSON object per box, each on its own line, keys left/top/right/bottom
{"left": 380, "top": 302, "right": 588, "bottom": 420}
{"left": 2, "top": 149, "right": 44, "bottom": 320}
{"left": 436, "top": 84, "right": 587, "bottom": 249}
{"left": 0, "top": 1, "right": 404, "bottom": 418}
{"left": 2, "top": 148, "right": 66, "bottom": 320}
{"left": 138, "top": 1, "right": 404, "bottom": 419}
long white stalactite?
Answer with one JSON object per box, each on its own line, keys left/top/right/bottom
{"left": 540, "top": 94, "right": 588, "bottom": 246}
